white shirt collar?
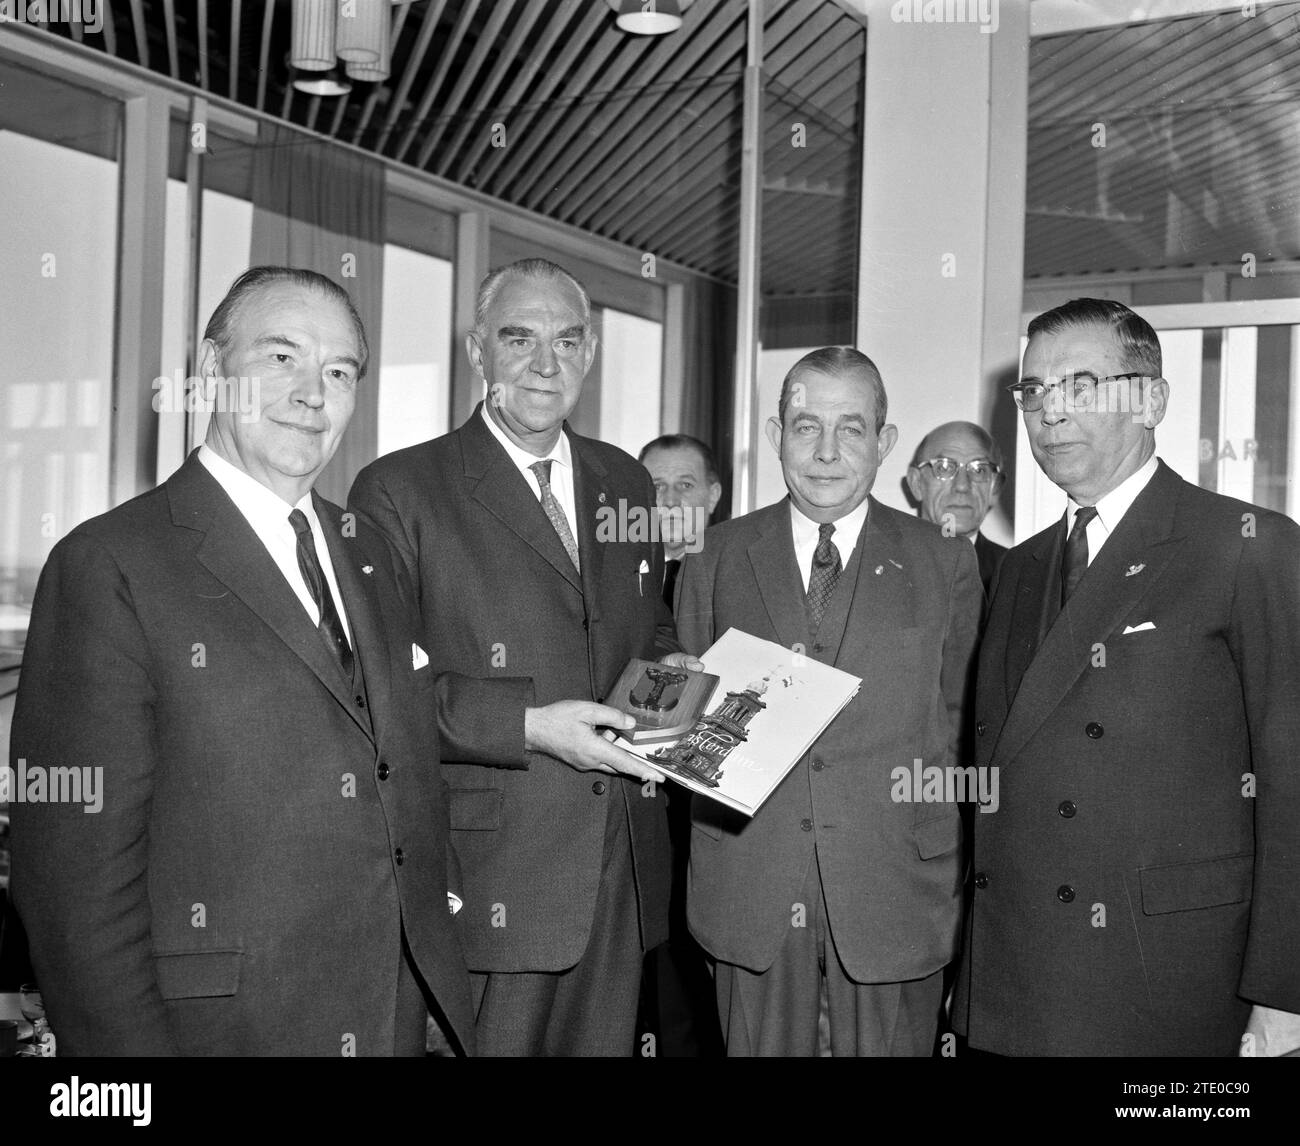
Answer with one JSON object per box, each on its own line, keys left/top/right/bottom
{"left": 789, "top": 496, "right": 870, "bottom": 565}
{"left": 198, "top": 443, "right": 315, "bottom": 527}
{"left": 480, "top": 402, "right": 572, "bottom": 477}
{"left": 1068, "top": 454, "right": 1158, "bottom": 536}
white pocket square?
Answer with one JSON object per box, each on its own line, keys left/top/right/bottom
{"left": 412, "top": 642, "right": 429, "bottom": 670}
{"left": 1122, "top": 621, "right": 1156, "bottom": 634}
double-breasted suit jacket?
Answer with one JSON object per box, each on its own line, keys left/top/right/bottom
{"left": 675, "top": 497, "right": 983, "bottom": 982}
{"left": 9, "top": 453, "right": 474, "bottom": 1056}
{"left": 349, "top": 406, "right": 676, "bottom": 973}
{"left": 954, "top": 460, "right": 1300, "bottom": 1055}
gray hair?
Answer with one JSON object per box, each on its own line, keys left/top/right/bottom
{"left": 474, "top": 257, "right": 592, "bottom": 336}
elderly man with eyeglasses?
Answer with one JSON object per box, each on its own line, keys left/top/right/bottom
{"left": 951, "top": 297, "right": 1300, "bottom": 1058}
{"left": 907, "top": 422, "right": 1007, "bottom": 595}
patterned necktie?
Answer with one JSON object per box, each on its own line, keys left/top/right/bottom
{"left": 530, "top": 459, "right": 581, "bottom": 572}
{"left": 1061, "top": 505, "right": 1099, "bottom": 605}
{"left": 289, "top": 508, "right": 354, "bottom": 678}
{"left": 806, "top": 522, "right": 842, "bottom": 631}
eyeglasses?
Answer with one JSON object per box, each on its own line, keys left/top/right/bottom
{"left": 916, "top": 457, "right": 1000, "bottom": 484}
{"left": 1007, "top": 372, "right": 1149, "bottom": 413}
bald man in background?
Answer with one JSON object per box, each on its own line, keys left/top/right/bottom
{"left": 907, "top": 421, "right": 1007, "bottom": 596}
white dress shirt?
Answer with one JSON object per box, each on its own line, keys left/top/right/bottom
{"left": 481, "top": 402, "right": 579, "bottom": 546}
{"left": 1066, "top": 453, "right": 1159, "bottom": 567}
{"left": 198, "top": 445, "right": 352, "bottom": 642}
{"left": 789, "top": 497, "right": 869, "bottom": 592}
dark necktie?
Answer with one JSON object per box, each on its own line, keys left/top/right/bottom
{"left": 289, "top": 508, "right": 354, "bottom": 678}
{"left": 663, "top": 558, "right": 682, "bottom": 608}
{"left": 530, "top": 459, "right": 581, "bottom": 572}
{"left": 1061, "top": 505, "right": 1099, "bottom": 606}
{"left": 806, "top": 522, "right": 842, "bottom": 631}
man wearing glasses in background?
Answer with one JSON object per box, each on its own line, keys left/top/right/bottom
{"left": 906, "top": 422, "right": 1007, "bottom": 596}
{"left": 953, "top": 298, "right": 1300, "bottom": 1057}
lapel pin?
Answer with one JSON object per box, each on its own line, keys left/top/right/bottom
{"left": 361, "top": 565, "right": 373, "bottom": 575}
{"left": 874, "top": 565, "right": 884, "bottom": 575}
{"left": 888, "top": 559, "right": 903, "bottom": 570}
{"left": 598, "top": 491, "right": 607, "bottom": 504}
{"left": 1125, "top": 563, "right": 1145, "bottom": 577}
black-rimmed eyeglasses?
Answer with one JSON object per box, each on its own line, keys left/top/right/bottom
{"left": 1006, "top": 372, "right": 1150, "bottom": 413}
{"left": 915, "top": 457, "right": 1000, "bottom": 484}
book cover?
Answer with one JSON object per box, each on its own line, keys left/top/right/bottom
{"left": 615, "top": 628, "right": 861, "bottom": 817}
{"left": 604, "top": 659, "right": 720, "bottom": 744}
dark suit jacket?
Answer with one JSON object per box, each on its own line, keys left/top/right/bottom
{"left": 974, "top": 532, "right": 1007, "bottom": 598}
{"left": 954, "top": 461, "right": 1300, "bottom": 1055}
{"left": 675, "top": 497, "right": 983, "bottom": 982}
{"left": 8, "top": 453, "right": 474, "bottom": 1056}
{"left": 349, "top": 405, "right": 676, "bottom": 973}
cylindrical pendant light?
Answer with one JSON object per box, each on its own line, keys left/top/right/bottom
{"left": 337, "top": 0, "right": 386, "bottom": 64}
{"left": 291, "top": 0, "right": 337, "bottom": 71}
{"left": 344, "top": 3, "right": 392, "bottom": 82}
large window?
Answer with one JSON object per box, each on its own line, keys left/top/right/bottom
{"left": 377, "top": 244, "right": 453, "bottom": 457}
{"left": 597, "top": 307, "right": 663, "bottom": 460}
{"left": 0, "top": 60, "right": 120, "bottom": 654}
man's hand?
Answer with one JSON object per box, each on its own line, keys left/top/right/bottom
{"left": 1240, "top": 1005, "right": 1300, "bottom": 1057}
{"left": 524, "top": 700, "right": 664, "bottom": 783}
{"left": 659, "top": 652, "right": 705, "bottom": 673}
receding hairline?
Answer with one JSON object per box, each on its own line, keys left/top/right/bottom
{"left": 912, "top": 420, "right": 1002, "bottom": 468}
{"left": 783, "top": 362, "right": 884, "bottom": 419}
{"left": 205, "top": 273, "right": 368, "bottom": 376}
{"left": 474, "top": 259, "right": 592, "bottom": 337}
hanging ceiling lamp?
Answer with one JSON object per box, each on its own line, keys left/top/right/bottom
{"left": 291, "top": 0, "right": 410, "bottom": 94}
{"left": 604, "top": 0, "right": 696, "bottom": 35}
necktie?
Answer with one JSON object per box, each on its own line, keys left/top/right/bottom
{"left": 1061, "top": 505, "right": 1099, "bottom": 606}
{"left": 289, "top": 508, "right": 354, "bottom": 678}
{"left": 663, "top": 558, "right": 682, "bottom": 609}
{"left": 806, "top": 522, "right": 841, "bottom": 631}
{"left": 530, "top": 460, "right": 581, "bottom": 572}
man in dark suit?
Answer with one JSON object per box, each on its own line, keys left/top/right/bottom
{"left": 7, "top": 267, "right": 473, "bottom": 1056}
{"left": 906, "top": 420, "right": 1007, "bottom": 596}
{"left": 954, "top": 298, "right": 1300, "bottom": 1056}
{"left": 350, "top": 257, "right": 688, "bottom": 1056}
{"left": 638, "top": 433, "right": 726, "bottom": 1057}
{"left": 639, "top": 434, "right": 723, "bottom": 608}
{"left": 676, "top": 347, "right": 983, "bottom": 1056}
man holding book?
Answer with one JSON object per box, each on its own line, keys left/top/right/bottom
{"left": 674, "top": 346, "right": 983, "bottom": 1055}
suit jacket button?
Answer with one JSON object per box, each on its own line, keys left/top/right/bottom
{"left": 811, "top": 757, "right": 824, "bottom": 771}
{"left": 1058, "top": 799, "right": 1075, "bottom": 818}
{"left": 355, "top": 694, "right": 366, "bottom": 709}
{"left": 976, "top": 721, "right": 987, "bottom": 736}
{"left": 377, "top": 761, "right": 390, "bottom": 781}
{"left": 1057, "top": 884, "right": 1075, "bottom": 903}
{"left": 800, "top": 818, "right": 813, "bottom": 832}
{"left": 1085, "top": 722, "right": 1104, "bottom": 739}
{"left": 592, "top": 780, "right": 606, "bottom": 795}
{"left": 394, "top": 847, "right": 405, "bottom": 866}
{"left": 974, "top": 872, "right": 989, "bottom": 889}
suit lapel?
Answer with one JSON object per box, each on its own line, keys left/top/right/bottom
{"left": 991, "top": 463, "right": 1187, "bottom": 768}
{"left": 170, "top": 457, "right": 371, "bottom": 736}
{"left": 461, "top": 406, "right": 582, "bottom": 594}
{"left": 829, "top": 500, "right": 914, "bottom": 669}
{"left": 747, "top": 500, "right": 811, "bottom": 655}
{"left": 571, "top": 434, "right": 608, "bottom": 611}
{"left": 1004, "top": 520, "right": 1065, "bottom": 704}
{"left": 318, "top": 495, "right": 391, "bottom": 742}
